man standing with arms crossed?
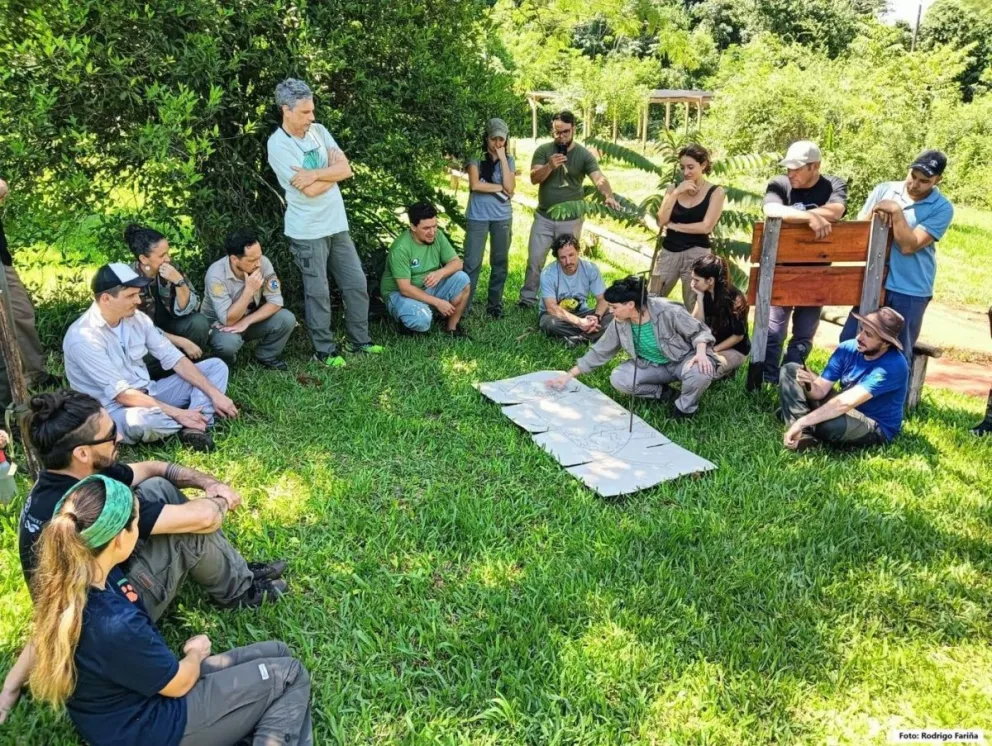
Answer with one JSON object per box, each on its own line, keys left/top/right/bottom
{"left": 518, "top": 110, "right": 621, "bottom": 308}
{"left": 267, "top": 78, "right": 383, "bottom": 368}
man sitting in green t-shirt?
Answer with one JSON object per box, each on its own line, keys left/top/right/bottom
{"left": 380, "top": 202, "right": 471, "bottom": 337}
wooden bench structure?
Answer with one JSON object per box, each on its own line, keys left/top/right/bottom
{"left": 745, "top": 216, "right": 892, "bottom": 392}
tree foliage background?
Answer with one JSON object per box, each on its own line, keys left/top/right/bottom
{"left": 0, "top": 0, "right": 518, "bottom": 280}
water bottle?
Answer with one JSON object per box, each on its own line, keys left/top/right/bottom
{"left": 0, "top": 450, "right": 17, "bottom": 504}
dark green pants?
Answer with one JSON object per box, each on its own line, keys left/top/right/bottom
{"left": 126, "top": 477, "right": 253, "bottom": 621}
{"left": 208, "top": 308, "right": 297, "bottom": 366}
{"left": 144, "top": 313, "right": 212, "bottom": 381}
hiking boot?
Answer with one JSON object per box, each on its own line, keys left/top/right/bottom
{"left": 971, "top": 419, "right": 992, "bottom": 437}
{"left": 346, "top": 342, "right": 385, "bottom": 354}
{"left": 486, "top": 306, "right": 504, "bottom": 320}
{"left": 313, "top": 351, "right": 346, "bottom": 368}
{"left": 224, "top": 578, "right": 288, "bottom": 609}
{"left": 516, "top": 299, "right": 535, "bottom": 310}
{"left": 444, "top": 324, "right": 472, "bottom": 340}
{"left": 669, "top": 403, "right": 695, "bottom": 420}
{"left": 178, "top": 428, "right": 215, "bottom": 452}
{"left": 248, "top": 559, "right": 287, "bottom": 581}
{"left": 255, "top": 357, "right": 289, "bottom": 371}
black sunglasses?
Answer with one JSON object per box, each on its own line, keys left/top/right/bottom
{"left": 72, "top": 421, "right": 118, "bottom": 449}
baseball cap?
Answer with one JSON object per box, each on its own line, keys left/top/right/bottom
{"left": 779, "top": 141, "right": 822, "bottom": 169}
{"left": 486, "top": 118, "right": 509, "bottom": 140}
{"left": 92, "top": 262, "right": 152, "bottom": 295}
{"left": 909, "top": 149, "right": 947, "bottom": 178}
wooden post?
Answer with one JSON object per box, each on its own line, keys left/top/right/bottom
{"left": 746, "top": 218, "right": 782, "bottom": 391}
{"left": 0, "top": 265, "right": 40, "bottom": 479}
{"left": 665, "top": 102, "right": 671, "bottom": 131}
{"left": 859, "top": 214, "right": 890, "bottom": 314}
{"left": 683, "top": 102, "right": 689, "bottom": 135}
{"left": 696, "top": 99, "right": 702, "bottom": 129}
{"left": 529, "top": 96, "right": 538, "bottom": 141}
{"left": 642, "top": 104, "right": 649, "bottom": 151}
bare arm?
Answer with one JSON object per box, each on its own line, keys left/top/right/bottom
{"left": 798, "top": 385, "right": 870, "bottom": 428}
{"left": 467, "top": 164, "right": 504, "bottom": 194}
{"left": 159, "top": 638, "right": 210, "bottom": 698}
{"left": 593, "top": 295, "right": 608, "bottom": 316}
{"left": 656, "top": 186, "right": 680, "bottom": 226}
{"left": 531, "top": 161, "right": 557, "bottom": 185}
{"left": 227, "top": 302, "right": 281, "bottom": 331}
{"left": 0, "top": 644, "right": 34, "bottom": 723}
{"left": 589, "top": 170, "right": 617, "bottom": 204}
{"left": 887, "top": 210, "right": 935, "bottom": 255}
{"left": 396, "top": 258, "right": 464, "bottom": 304}
{"left": 498, "top": 153, "right": 515, "bottom": 195}
{"left": 543, "top": 297, "right": 586, "bottom": 327}
{"left": 152, "top": 498, "right": 227, "bottom": 535}
{"left": 712, "top": 335, "right": 744, "bottom": 353}
{"left": 222, "top": 287, "right": 257, "bottom": 325}
{"left": 666, "top": 188, "right": 726, "bottom": 235}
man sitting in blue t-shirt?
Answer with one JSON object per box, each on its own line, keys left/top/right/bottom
{"left": 781, "top": 307, "right": 909, "bottom": 451}
{"left": 539, "top": 234, "right": 612, "bottom": 347}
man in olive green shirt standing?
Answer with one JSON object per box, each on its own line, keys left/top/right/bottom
{"left": 380, "top": 202, "right": 471, "bottom": 337}
{"left": 519, "top": 110, "right": 621, "bottom": 308}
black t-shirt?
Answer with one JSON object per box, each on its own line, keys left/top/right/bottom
{"left": 0, "top": 214, "right": 11, "bottom": 267}
{"left": 702, "top": 291, "right": 751, "bottom": 355}
{"left": 18, "top": 463, "right": 164, "bottom": 586}
{"left": 762, "top": 174, "right": 848, "bottom": 214}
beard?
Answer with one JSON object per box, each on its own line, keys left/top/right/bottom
{"left": 91, "top": 448, "right": 118, "bottom": 471}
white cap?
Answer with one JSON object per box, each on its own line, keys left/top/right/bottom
{"left": 779, "top": 141, "right": 822, "bottom": 169}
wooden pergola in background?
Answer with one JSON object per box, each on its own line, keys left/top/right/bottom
{"left": 527, "top": 88, "right": 714, "bottom": 143}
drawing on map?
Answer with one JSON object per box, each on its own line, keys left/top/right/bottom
{"left": 476, "top": 371, "right": 715, "bottom": 496}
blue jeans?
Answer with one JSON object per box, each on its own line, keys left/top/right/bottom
{"left": 840, "top": 290, "right": 930, "bottom": 366}
{"left": 386, "top": 271, "right": 470, "bottom": 332}
{"left": 763, "top": 305, "right": 821, "bottom": 384}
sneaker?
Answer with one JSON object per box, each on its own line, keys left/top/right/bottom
{"left": 248, "top": 559, "right": 287, "bottom": 581}
{"left": 313, "top": 351, "right": 346, "bottom": 368}
{"left": 225, "top": 578, "right": 288, "bottom": 609}
{"left": 255, "top": 357, "right": 289, "bottom": 371}
{"left": 346, "top": 342, "right": 385, "bottom": 354}
{"left": 444, "top": 324, "right": 472, "bottom": 340}
{"left": 487, "top": 306, "right": 504, "bottom": 320}
{"left": 178, "top": 428, "right": 215, "bottom": 452}
{"left": 971, "top": 419, "right": 992, "bottom": 437}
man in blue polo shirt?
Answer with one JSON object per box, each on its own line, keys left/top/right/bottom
{"left": 781, "top": 307, "right": 909, "bottom": 452}
{"left": 840, "top": 150, "right": 954, "bottom": 363}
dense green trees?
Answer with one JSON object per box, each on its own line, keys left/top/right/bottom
{"left": 0, "top": 0, "right": 517, "bottom": 274}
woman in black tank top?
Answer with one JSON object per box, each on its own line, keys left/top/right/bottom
{"left": 653, "top": 143, "right": 726, "bottom": 312}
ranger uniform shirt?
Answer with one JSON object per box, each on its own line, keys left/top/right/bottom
{"left": 200, "top": 255, "right": 284, "bottom": 325}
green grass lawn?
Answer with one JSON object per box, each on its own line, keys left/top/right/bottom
{"left": 1, "top": 209, "right": 991, "bottom": 745}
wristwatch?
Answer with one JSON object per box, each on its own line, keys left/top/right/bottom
{"left": 174, "top": 279, "right": 188, "bottom": 288}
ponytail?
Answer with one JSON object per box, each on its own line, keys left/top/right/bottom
{"left": 29, "top": 513, "right": 96, "bottom": 707}
{"left": 28, "top": 478, "right": 137, "bottom": 709}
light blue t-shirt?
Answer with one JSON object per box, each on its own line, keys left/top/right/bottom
{"left": 465, "top": 156, "right": 515, "bottom": 222}
{"left": 539, "top": 259, "right": 605, "bottom": 317}
{"left": 859, "top": 181, "right": 954, "bottom": 298}
{"left": 267, "top": 123, "right": 350, "bottom": 240}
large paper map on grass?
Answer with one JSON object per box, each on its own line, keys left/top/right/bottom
{"left": 476, "top": 371, "right": 715, "bottom": 497}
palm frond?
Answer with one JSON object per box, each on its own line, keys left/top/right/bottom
{"left": 547, "top": 198, "right": 647, "bottom": 229}
{"left": 722, "top": 186, "right": 765, "bottom": 210}
{"left": 584, "top": 138, "right": 669, "bottom": 177}
{"left": 711, "top": 153, "right": 777, "bottom": 177}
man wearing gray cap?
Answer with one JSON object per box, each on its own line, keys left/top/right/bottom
{"left": 463, "top": 118, "right": 516, "bottom": 317}
{"left": 267, "top": 78, "right": 383, "bottom": 368}
{"left": 762, "top": 140, "right": 848, "bottom": 384}
{"left": 781, "top": 306, "right": 909, "bottom": 452}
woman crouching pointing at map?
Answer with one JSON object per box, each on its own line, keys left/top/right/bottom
{"left": 548, "top": 276, "right": 719, "bottom": 418}
{"left": 28, "top": 475, "right": 313, "bottom": 746}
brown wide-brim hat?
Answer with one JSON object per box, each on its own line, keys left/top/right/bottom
{"left": 852, "top": 307, "right": 905, "bottom": 351}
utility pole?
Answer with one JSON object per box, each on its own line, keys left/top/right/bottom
{"left": 911, "top": 1, "right": 923, "bottom": 52}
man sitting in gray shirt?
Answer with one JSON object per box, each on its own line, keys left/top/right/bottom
{"left": 63, "top": 264, "right": 237, "bottom": 452}
{"left": 538, "top": 234, "right": 611, "bottom": 347}
{"left": 201, "top": 228, "right": 296, "bottom": 371}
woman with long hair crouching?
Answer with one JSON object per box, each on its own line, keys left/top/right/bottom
{"left": 689, "top": 254, "right": 751, "bottom": 380}
{"left": 29, "top": 475, "right": 313, "bottom": 745}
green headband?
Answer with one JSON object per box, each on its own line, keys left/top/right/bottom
{"left": 52, "top": 475, "right": 134, "bottom": 549}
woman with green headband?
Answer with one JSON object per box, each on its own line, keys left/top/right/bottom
{"left": 28, "top": 475, "right": 313, "bottom": 745}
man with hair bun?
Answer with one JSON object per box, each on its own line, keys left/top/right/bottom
{"left": 548, "top": 276, "right": 718, "bottom": 418}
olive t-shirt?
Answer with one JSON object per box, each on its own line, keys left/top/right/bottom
{"left": 531, "top": 142, "right": 600, "bottom": 217}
